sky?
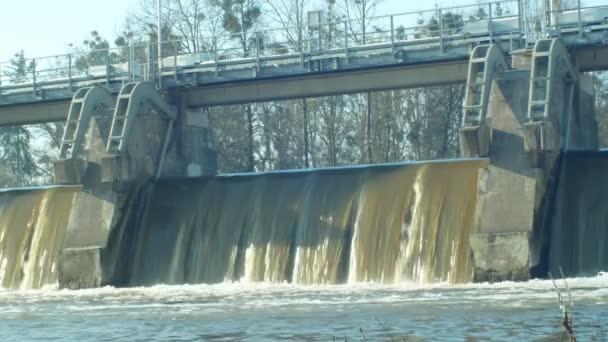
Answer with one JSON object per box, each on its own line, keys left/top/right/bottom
{"left": 1, "top": 0, "right": 605, "bottom": 62}
{"left": 0, "top": 0, "right": 461, "bottom": 62}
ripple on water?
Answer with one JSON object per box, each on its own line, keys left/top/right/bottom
{"left": 0, "top": 276, "right": 606, "bottom": 340}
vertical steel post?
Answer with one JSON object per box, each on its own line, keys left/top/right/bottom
{"left": 488, "top": 3, "right": 494, "bottom": 42}
{"left": 157, "top": 0, "right": 163, "bottom": 88}
{"left": 174, "top": 44, "right": 178, "bottom": 82}
{"left": 390, "top": 15, "right": 395, "bottom": 54}
{"left": 542, "top": 0, "right": 548, "bottom": 37}
{"left": 344, "top": 21, "right": 349, "bottom": 63}
{"left": 105, "top": 54, "right": 110, "bottom": 86}
{"left": 577, "top": 0, "right": 582, "bottom": 39}
{"left": 438, "top": 9, "right": 444, "bottom": 53}
{"left": 32, "top": 58, "right": 37, "bottom": 96}
{"left": 318, "top": 23, "right": 322, "bottom": 50}
{"left": 255, "top": 31, "right": 261, "bottom": 73}
{"left": 68, "top": 54, "right": 73, "bottom": 90}
{"left": 518, "top": 0, "right": 524, "bottom": 46}
{"left": 147, "top": 42, "right": 153, "bottom": 82}
{"left": 213, "top": 36, "right": 219, "bottom": 77}
{"left": 128, "top": 40, "right": 134, "bottom": 82}
{"left": 546, "top": 0, "right": 552, "bottom": 37}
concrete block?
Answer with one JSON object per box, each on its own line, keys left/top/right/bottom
{"left": 187, "top": 163, "right": 202, "bottom": 177}
{"left": 511, "top": 53, "right": 532, "bottom": 70}
{"left": 475, "top": 166, "right": 542, "bottom": 234}
{"left": 459, "top": 125, "right": 490, "bottom": 158}
{"left": 185, "top": 110, "right": 209, "bottom": 128}
{"left": 53, "top": 158, "right": 86, "bottom": 184}
{"left": 101, "top": 155, "right": 133, "bottom": 184}
{"left": 470, "top": 232, "right": 530, "bottom": 282}
{"left": 523, "top": 121, "right": 558, "bottom": 153}
{"left": 57, "top": 247, "right": 102, "bottom": 290}
{"left": 63, "top": 191, "right": 115, "bottom": 249}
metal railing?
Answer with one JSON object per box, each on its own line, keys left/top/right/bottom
{"left": 0, "top": 0, "right": 605, "bottom": 94}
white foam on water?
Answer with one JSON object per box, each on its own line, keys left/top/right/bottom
{"left": 0, "top": 274, "right": 606, "bottom": 308}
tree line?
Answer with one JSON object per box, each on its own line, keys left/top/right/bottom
{"left": 1, "top": 0, "right": 607, "bottom": 186}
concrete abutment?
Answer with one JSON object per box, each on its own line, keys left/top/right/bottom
{"left": 461, "top": 38, "right": 598, "bottom": 282}
{"left": 53, "top": 83, "right": 217, "bottom": 289}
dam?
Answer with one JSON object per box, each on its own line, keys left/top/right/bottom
{"left": 2, "top": 151, "right": 607, "bottom": 290}
{"left": 1, "top": 1, "right": 608, "bottom": 339}
{"left": 0, "top": 1, "right": 606, "bottom": 291}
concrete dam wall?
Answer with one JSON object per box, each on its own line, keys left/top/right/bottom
{"left": 106, "top": 159, "right": 486, "bottom": 286}
{"left": 1, "top": 153, "right": 607, "bottom": 290}
{"left": 0, "top": 160, "right": 487, "bottom": 288}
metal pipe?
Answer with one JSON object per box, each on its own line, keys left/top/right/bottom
{"left": 156, "top": 119, "right": 174, "bottom": 179}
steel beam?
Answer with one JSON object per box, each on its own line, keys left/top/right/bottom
{"left": 574, "top": 46, "right": 608, "bottom": 72}
{"left": 184, "top": 60, "right": 469, "bottom": 107}
{"left": 0, "top": 100, "right": 70, "bottom": 126}
{"left": 1, "top": 44, "right": 607, "bottom": 126}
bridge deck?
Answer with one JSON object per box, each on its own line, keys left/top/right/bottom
{"left": 1, "top": 2, "right": 607, "bottom": 126}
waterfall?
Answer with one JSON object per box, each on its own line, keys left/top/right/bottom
{"left": 548, "top": 151, "right": 608, "bottom": 276}
{"left": 116, "top": 159, "right": 487, "bottom": 286}
{"left": 0, "top": 187, "right": 78, "bottom": 289}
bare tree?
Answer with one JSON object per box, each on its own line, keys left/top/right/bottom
{"left": 263, "top": 0, "right": 310, "bottom": 51}
{"left": 127, "top": 0, "right": 224, "bottom": 54}
{"left": 337, "top": 0, "right": 384, "bottom": 45}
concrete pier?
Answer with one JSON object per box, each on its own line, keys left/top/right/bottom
{"left": 461, "top": 39, "right": 598, "bottom": 281}
{"left": 53, "top": 83, "right": 217, "bottom": 289}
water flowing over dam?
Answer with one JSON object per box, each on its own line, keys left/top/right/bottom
{"left": 548, "top": 151, "right": 608, "bottom": 277}
{"left": 3, "top": 152, "right": 608, "bottom": 290}
{"left": 0, "top": 187, "right": 78, "bottom": 289}
{"left": 107, "top": 159, "right": 487, "bottom": 287}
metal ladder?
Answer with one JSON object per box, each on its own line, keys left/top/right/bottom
{"left": 106, "top": 82, "right": 177, "bottom": 155}
{"left": 527, "top": 39, "right": 577, "bottom": 122}
{"left": 106, "top": 83, "right": 138, "bottom": 154}
{"left": 462, "top": 44, "right": 509, "bottom": 127}
{"left": 60, "top": 86, "right": 114, "bottom": 158}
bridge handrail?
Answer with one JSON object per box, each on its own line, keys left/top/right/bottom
{"left": 0, "top": 1, "right": 521, "bottom": 87}
{"left": 0, "top": 0, "right": 605, "bottom": 93}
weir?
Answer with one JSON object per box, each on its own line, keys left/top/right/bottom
{"left": 0, "top": 34, "right": 606, "bottom": 289}
{"left": 106, "top": 160, "right": 485, "bottom": 286}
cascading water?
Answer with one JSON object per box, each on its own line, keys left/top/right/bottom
{"left": 0, "top": 187, "right": 78, "bottom": 289}
{"left": 111, "top": 159, "right": 487, "bottom": 286}
{"left": 548, "top": 151, "right": 608, "bottom": 277}
{"left": 2, "top": 154, "right": 607, "bottom": 290}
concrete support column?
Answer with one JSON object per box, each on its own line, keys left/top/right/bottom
{"left": 465, "top": 41, "right": 598, "bottom": 282}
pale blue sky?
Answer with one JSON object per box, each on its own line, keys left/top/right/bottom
{"left": 1, "top": 0, "right": 605, "bottom": 62}
{"left": 0, "top": 0, "right": 460, "bottom": 61}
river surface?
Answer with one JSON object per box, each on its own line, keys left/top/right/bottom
{"left": 0, "top": 276, "right": 607, "bottom": 341}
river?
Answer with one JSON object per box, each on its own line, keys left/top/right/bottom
{"left": 1, "top": 276, "right": 607, "bottom": 341}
